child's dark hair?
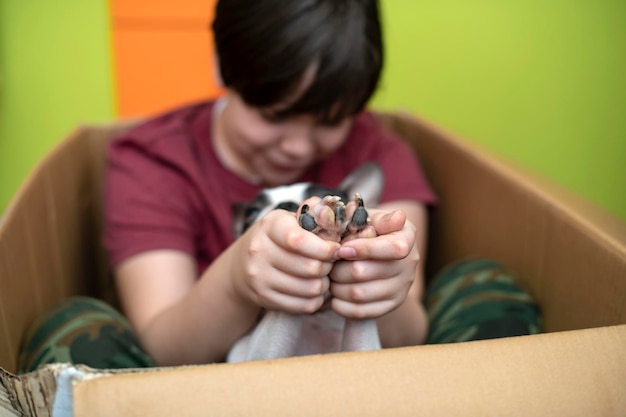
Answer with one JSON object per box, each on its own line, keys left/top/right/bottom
{"left": 212, "top": 0, "right": 383, "bottom": 124}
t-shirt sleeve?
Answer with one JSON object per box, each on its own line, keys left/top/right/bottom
{"left": 376, "top": 133, "right": 438, "bottom": 206}
{"left": 356, "top": 113, "right": 437, "bottom": 206}
{"left": 102, "top": 137, "right": 197, "bottom": 268}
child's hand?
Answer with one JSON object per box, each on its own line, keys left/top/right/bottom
{"left": 232, "top": 208, "right": 340, "bottom": 314}
{"left": 329, "top": 209, "right": 419, "bottom": 319}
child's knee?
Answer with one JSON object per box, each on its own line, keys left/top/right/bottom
{"left": 424, "top": 258, "right": 543, "bottom": 345}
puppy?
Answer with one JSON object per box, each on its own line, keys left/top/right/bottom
{"left": 228, "top": 162, "right": 385, "bottom": 362}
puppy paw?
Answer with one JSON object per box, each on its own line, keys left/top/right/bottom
{"left": 298, "top": 194, "right": 372, "bottom": 241}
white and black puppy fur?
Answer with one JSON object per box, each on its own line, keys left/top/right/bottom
{"left": 228, "top": 162, "right": 385, "bottom": 362}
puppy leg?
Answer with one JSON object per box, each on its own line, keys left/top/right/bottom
{"left": 300, "top": 194, "right": 382, "bottom": 353}
{"left": 228, "top": 311, "right": 305, "bottom": 362}
{"left": 340, "top": 195, "right": 381, "bottom": 352}
{"left": 341, "top": 319, "right": 381, "bottom": 351}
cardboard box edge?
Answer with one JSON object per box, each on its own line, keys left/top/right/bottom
{"left": 72, "top": 325, "right": 626, "bottom": 417}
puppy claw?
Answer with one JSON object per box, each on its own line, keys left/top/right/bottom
{"left": 335, "top": 204, "right": 347, "bottom": 225}
{"left": 298, "top": 205, "right": 318, "bottom": 232}
{"left": 348, "top": 193, "right": 370, "bottom": 231}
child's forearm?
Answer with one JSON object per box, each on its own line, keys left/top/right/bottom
{"left": 373, "top": 201, "right": 429, "bottom": 347}
{"left": 138, "top": 247, "right": 261, "bottom": 366}
{"left": 376, "top": 275, "right": 429, "bottom": 348}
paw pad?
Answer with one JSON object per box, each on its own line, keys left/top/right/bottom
{"left": 298, "top": 194, "right": 371, "bottom": 241}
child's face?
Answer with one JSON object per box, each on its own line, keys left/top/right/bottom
{"left": 214, "top": 92, "right": 352, "bottom": 187}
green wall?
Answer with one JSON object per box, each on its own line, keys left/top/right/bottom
{"left": 1, "top": 1, "right": 625, "bottom": 221}
{"left": 0, "top": 1, "right": 115, "bottom": 213}
{"left": 373, "top": 0, "right": 626, "bottom": 220}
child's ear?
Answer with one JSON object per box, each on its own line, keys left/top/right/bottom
{"left": 338, "top": 162, "right": 384, "bottom": 207}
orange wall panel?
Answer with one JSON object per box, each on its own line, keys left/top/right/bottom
{"left": 110, "top": 0, "right": 222, "bottom": 118}
{"left": 112, "top": 0, "right": 216, "bottom": 20}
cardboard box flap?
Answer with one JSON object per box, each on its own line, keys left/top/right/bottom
{"left": 67, "top": 325, "right": 626, "bottom": 417}
{"left": 5, "top": 326, "right": 625, "bottom": 416}
{"left": 378, "top": 110, "right": 626, "bottom": 254}
{"left": 0, "top": 363, "right": 59, "bottom": 416}
{"left": 0, "top": 120, "right": 139, "bottom": 374}
{"left": 377, "top": 112, "right": 626, "bottom": 332}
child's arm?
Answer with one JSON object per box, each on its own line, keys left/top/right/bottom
{"left": 115, "top": 209, "right": 340, "bottom": 366}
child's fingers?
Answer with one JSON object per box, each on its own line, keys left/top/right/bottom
{"left": 267, "top": 273, "right": 330, "bottom": 301}
{"left": 330, "top": 273, "right": 402, "bottom": 302}
{"left": 261, "top": 289, "right": 327, "bottom": 315}
{"left": 259, "top": 210, "right": 340, "bottom": 261}
{"left": 329, "top": 259, "right": 393, "bottom": 283}
{"left": 369, "top": 209, "right": 407, "bottom": 236}
{"left": 331, "top": 297, "right": 400, "bottom": 320}
{"left": 336, "top": 232, "right": 417, "bottom": 261}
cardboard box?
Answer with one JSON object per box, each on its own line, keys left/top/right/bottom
{"left": 1, "top": 112, "right": 625, "bottom": 416}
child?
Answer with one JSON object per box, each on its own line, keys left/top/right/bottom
{"left": 103, "top": 0, "right": 435, "bottom": 366}
{"left": 18, "top": 0, "right": 541, "bottom": 372}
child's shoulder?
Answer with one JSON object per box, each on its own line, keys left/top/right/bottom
{"left": 117, "top": 101, "right": 215, "bottom": 148}
{"left": 348, "top": 110, "right": 404, "bottom": 146}
{"left": 106, "top": 100, "right": 216, "bottom": 177}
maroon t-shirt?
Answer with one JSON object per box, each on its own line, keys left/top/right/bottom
{"left": 103, "top": 101, "right": 437, "bottom": 274}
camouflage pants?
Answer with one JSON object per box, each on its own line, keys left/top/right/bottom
{"left": 18, "top": 297, "right": 156, "bottom": 373}
{"left": 424, "top": 258, "right": 542, "bottom": 344}
{"left": 18, "top": 259, "right": 542, "bottom": 373}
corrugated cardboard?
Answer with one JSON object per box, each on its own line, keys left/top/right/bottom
{"left": 1, "top": 112, "right": 625, "bottom": 416}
